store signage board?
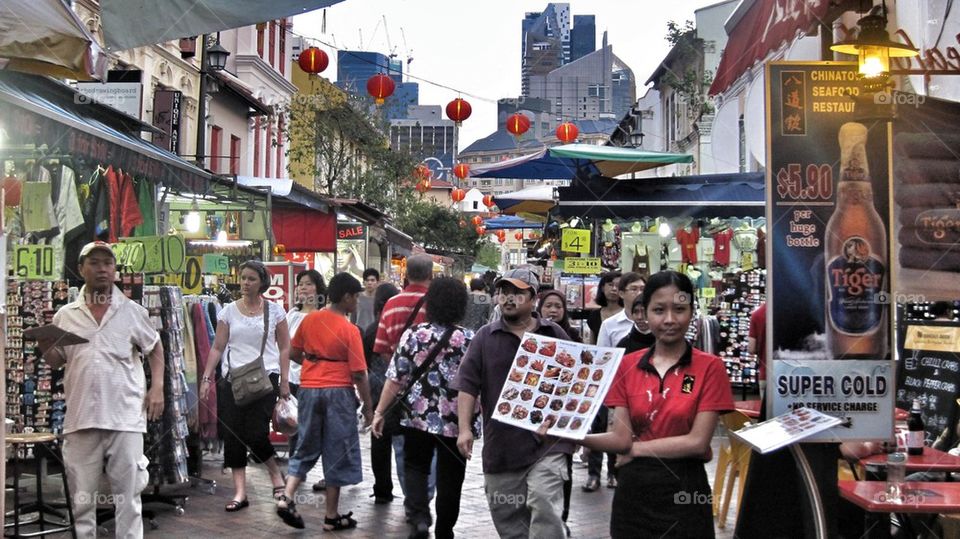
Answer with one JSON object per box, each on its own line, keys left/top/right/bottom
{"left": 896, "top": 322, "right": 960, "bottom": 444}
{"left": 561, "top": 229, "right": 590, "bottom": 254}
{"left": 114, "top": 235, "right": 186, "bottom": 274}
{"left": 337, "top": 223, "right": 366, "bottom": 241}
{"left": 13, "top": 245, "right": 56, "bottom": 281}
{"left": 152, "top": 90, "right": 182, "bottom": 154}
{"left": 75, "top": 82, "right": 143, "bottom": 119}
{"left": 766, "top": 62, "right": 894, "bottom": 440}
{"left": 563, "top": 257, "right": 601, "bottom": 275}
{"left": 202, "top": 254, "right": 230, "bottom": 274}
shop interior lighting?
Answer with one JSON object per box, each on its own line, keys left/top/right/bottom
{"left": 658, "top": 220, "right": 672, "bottom": 238}
{"left": 189, "top": 239, "right": 253, "bottom": 248}
{"left": 184, "top": 198, "right": 201, "bottom": 233}
{"left": 215, "top": 230, "right": 228, "bottom": 245}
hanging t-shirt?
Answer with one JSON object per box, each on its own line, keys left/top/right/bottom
{"left": 51, "top": 166, "right": 86, "bottom": 278}
{"left": 133, "top": 178, "right": 156, "bottom": 236}
{"left": 107, "top": 170, "right": 144, "bottom": 242}
{"left": 757, "top": 227, "right": 766, "bottom": 268}
{"left": 21, "top": 182, "right": 55, "bottom": 233}
{"left": 712, "top": 228, "right": 733, "bottom": 266}
{"left": 675, "top": 226, "right": 700, "bottom": 264}
{"left": 631, "top": 243, "right": 651, "bottom": 275}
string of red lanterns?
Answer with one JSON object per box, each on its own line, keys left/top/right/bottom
{"left": 453, "top": 163, "right": 470, "bottom": 181}
{"left": 506, "top": 113, "right": 531, "bottom": 138}
{"left": 451, "top": 188, "right": 465, "bottom": 203}
{"left": 445, "top": 98, "right": 472, "bottom": 126}
{"left": 482, "top": 195, "right": 496, "bottom": 209}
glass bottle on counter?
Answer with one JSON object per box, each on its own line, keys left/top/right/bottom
{"left": 907, "top": 398, "right": 925, "bottom": 456}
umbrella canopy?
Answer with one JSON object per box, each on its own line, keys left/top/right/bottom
{"left": 492, "top": 185, "right": 555, "bottom": 216}
{"left": 0, "top": 0, "right": 107, "bottom": 80}
{"left": 481, "top": 215, "right": 545, "bottom": 231}
{"left": 471, "top": 143, "right": 693, "bottom": 181}
{"left": 100, "top": 0, "right": 346, "bottom": 51}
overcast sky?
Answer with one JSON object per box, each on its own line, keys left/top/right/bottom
{"left": 294, "top": 0, "right": 723, "bottom": 150}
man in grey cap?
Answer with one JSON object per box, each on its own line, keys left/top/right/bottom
{"left": 37, "top": 241, "right": 164, "bottom": 538}
{"left": 452, "top": 266, "right": 574, "bottom": 538}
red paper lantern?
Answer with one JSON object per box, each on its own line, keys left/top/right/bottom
{"left": 414, "top": 163, "right": 432, "bottom": 181}
{"left": 556, "top": 122, "right": 579, "bottom": 143}
{"left": 453, "top": 163, "right": 470, "bottom": 180}
{"left": 475, "top": 226, "right": 486, "bottom": 235}
{"left": 498, "top": 234, "right": 507, "bottom": 244}
{"left": 506, "top": 113, "right": 531, "bottom": 137}
{"left": 515, "top": 232, "right": 523, "bottom": 241}
{"left": 298, "top": 47, "right": 329, "bottom": 74}
{"left": 471, "top": 215, "right": 484, "bottom": 226}
{"left": 415, "top": 179, "right": 431, "bottom": 193}
{"left": 528, "top": 231, "right": 540, "bottom": 239}
{"left": 273, "top": 243, "right": 287, "bottom": 255}
{"left": 451, "top": 188, "right": 465, "bottom": 203}
{"left": 446, "top": 98, "right": 472, "bottom": 126}
{"left": 367, "top": 73, "right": 396, "bottom": 105}
{"left": 482, "top": 195, "right": 496, "bottom": 209}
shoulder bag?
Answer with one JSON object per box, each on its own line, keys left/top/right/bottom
{"left": 226, "top": 302, "right": 275, "bottom": 407}
{"left": 381, "top": 326, "right": 456, "bottom": 432}
{"left": 378, "top": 295, "right": 426, "bottom": 434}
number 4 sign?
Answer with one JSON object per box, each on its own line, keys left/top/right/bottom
{"left": 561, "top": 228, "right": 591, "bottom": 254}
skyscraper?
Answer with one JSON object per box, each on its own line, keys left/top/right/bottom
{"left": 521, "top": 4, "right": 598, "bottom": 96}
{"left": 336, "top": 50, "right": 418, "bottom": 121}
{"left": 570, "top": 15, "right": 596, "bottom": 62}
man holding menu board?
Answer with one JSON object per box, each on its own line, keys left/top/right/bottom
{"left": 36, "top": 241, "right": 165, "bottom": 539}
{"left": 453, "top": 267, "right": 574, "bottom": 539}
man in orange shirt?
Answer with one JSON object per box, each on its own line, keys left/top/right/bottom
{"left": 276, "top": 273, "right": 374, "bottom": 532}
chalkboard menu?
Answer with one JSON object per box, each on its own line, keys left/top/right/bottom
{"left": 896, "top": 322, "right": 960, "bottom": 445}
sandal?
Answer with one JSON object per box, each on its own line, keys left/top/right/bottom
{"left": 273, "top": 486, "right": 285, "bottom": 500}
{"left": 323, "top": 511, "right": 357, "bottom": 531}
{"left": 225, "top": 498, "right": 249, "bottom": 512}
{"left": 276, "top": 495, "right": 305, "bottom": 529}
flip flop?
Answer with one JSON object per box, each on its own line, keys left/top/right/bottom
{"left": 225, "top": 498, "right": 249, "bottom": 512}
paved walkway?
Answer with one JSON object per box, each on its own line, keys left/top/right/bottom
{"left": 7, "top": 433, "right": 741, "bottom": 538}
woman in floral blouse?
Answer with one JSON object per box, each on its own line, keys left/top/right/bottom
{"left": 372, "top": 277, "right": 480, "bottom": 539}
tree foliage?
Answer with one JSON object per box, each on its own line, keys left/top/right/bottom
{"left": 394, "top": 200, "right": 483, "bottom": 256}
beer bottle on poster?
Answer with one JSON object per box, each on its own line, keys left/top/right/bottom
{"left": 824, "top": 122, "right": 887, "bottom": 359}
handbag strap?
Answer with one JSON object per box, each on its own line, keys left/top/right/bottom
{"left": 392, "top": 326, "right": 456, "bottom": 406}
{"left": 398, "top": 294, "right": 427, "bottom": 339}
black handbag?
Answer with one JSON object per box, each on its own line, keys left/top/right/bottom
{"left": 226, "top": 302, "right": 275, "bottom": 407}
{"left": 382, "top": 326, "right": 456, "bottom": 431}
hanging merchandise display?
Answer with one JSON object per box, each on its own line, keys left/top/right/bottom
{"left": 599, "top": 219, "right": 621, "bottom": 269}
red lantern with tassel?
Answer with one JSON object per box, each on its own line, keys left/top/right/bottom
{"left": 498, "top": 234, "right": 507, "bottom": 244}
{"left": 298, "top": 47, "right": 329, "bottom": 74}
{"left": 471, "top": 215, "right": 483, "bottom": 227}
{"left": 515, "top": 231, "right": 523, "bottom": 241}
{"left": 367, "top": 73, "right": 396, "bottom": 105}
{"left": 451, "top": 188, "right": 465, "bottom": 203}
{"left": 505, "top": 113, "right": 530, "bottom": 137}
{"left": 482, "top": 195, "right": 496, "bottom": 209}
{"left": 475, "top": 226, "right": 486, "bottom": 235}
{"left": 414, "top": 163, "right": 432, "bottom": 181}
{"left": 453, "top": 163, "right": 470, "bottom": 180}
{"left": 445, "top": 98, "right": 472, "bottom": 126}
{"left": 415, "top": 179, "right": 431, "bottom": 194}
{"left": 556, "top": 122, "right": 579, "bottom": 143}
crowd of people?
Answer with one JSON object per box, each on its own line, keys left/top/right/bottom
{"left": 42, "top": 242, "right": 736, "bottom": 538}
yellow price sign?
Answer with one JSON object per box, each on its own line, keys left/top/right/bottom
{"left": 563, "top": 257, "right": 601, "bottom": 275}
{"left": 13, "top": 245, "right": 56, "bottom": 280}
{"left": 700, "top": 287, "right": 717, "bottom": 299}
{"left": 561, "top": 228, "right": 591, "bottom": 254}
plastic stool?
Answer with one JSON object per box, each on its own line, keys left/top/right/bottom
{"left": 5, "top": 432, "right": 76, "bottom": 538}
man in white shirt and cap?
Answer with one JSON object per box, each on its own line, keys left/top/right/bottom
{"left": 37, "top": 241, "right": 165, "bottom": 538}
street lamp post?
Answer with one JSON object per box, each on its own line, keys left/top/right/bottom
{"left": 195, "top": 33, "right": 230, "bottom": 169}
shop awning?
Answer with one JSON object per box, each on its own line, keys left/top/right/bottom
{"left": 708, "top": 0, "right": 831, "bottom": 96}
{"left": 0, "top": 71, "right": 210, "bottom": 193}
{"left": 100, "top": 0, "right": 346, "bottom": 51}
{"left": 556, "top": 173, "right": 765, "bottom": 219}
{"left": 272, "top": 207, "right": 336, "bottom": 252}
{"left": 385, "top": 224, "right": 413, "bottom": 254}
{"left": 471, "top": 143, "right": 694, "bottom": 181}
{"left": 493, "top": 185, "right": 556, "bottom": 216}
{"left": 482, "top": 215, "right": 545, "bottom": 231}
{"left": 1, "top": 0, "right": 107, "bottom": 80}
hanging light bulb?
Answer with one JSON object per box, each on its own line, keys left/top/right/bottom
{"left": 185, "top": 198, "right": 202, "bottom": 233}
{"left": 658, "top": 220, "right": 672, "bottom": 238}
{"left": 216, "top": 230, "right": 228, "bottom": 244}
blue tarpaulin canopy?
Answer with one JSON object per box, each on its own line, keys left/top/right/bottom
{"left": 481, "top": 215, "right": 544, "bottom": 230}
{"left": 471, "top": 144, "right": 694, "bottom": 181}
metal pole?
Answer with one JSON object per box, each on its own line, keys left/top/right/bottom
{"left": 195, "top": 35, "right": 209, "bottom": 169}
{"left": 789, "top": 444, "right": 828, "bottom": 539}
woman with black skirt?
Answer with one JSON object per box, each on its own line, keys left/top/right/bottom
{"left": 576, "top": 270, "right": 733, "bottom": 538}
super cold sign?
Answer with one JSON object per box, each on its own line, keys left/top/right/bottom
{"left": 337, "top": 223, "right": 366, "bottom": 241}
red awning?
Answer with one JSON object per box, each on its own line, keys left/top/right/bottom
{"left": 272, "top": 207, "right": 336, "bottom": 252}
{"left": 709, "top": 0, "right": 831, "bottom": 96}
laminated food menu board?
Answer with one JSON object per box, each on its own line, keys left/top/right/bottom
{"left": 492, "top": 332, "right": 624, "bottom": 440}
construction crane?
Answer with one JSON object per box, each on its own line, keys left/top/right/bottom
{"left": 383, "top": 15, "right": 397, "bottom": 59}
{"left": 400, "top": 27, "right": 413, "bottom": 82}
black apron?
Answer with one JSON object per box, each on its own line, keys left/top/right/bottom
{"left": 611, "top": 457, "right": 714, "bottom": 538}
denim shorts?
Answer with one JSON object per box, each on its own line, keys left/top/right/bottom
{"left": 287, "top": 387, "right": 362, "bottom": 486}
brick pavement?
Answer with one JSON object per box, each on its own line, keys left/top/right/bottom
{"left": 7, "top": 434, "right": 740, "bottom": 539}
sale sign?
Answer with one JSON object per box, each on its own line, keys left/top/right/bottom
{"left": 766, "top": 62, "right": 894, "bottom": 440}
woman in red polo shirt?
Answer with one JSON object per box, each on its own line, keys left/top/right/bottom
{"left": 579, "top": 270, "right": 734, "bottom": 538}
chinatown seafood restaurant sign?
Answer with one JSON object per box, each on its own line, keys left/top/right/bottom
{"left": 766, "top": 62, "right": 894, "bottom": 440}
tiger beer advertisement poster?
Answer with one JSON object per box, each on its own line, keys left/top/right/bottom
{"left": 766, "top": 62, "right": 894, "bottom": 440}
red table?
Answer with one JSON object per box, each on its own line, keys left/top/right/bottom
{"left": 860, "top": 447, "right": 960, "bottom": 474}
{"left": 733, "top": 400, "right": 761, "bottom": 419}
{"left": 840, "top": 480, "right": 960, "bottom": 538}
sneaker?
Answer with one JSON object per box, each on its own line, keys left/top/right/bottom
{"left": 581, "top": 477, "right": 600, "bottom": 492}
